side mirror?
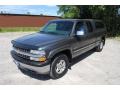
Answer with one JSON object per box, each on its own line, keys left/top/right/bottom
{"left": 76, "top": 30, "right": 85, "bottom": 36}
{"left": 76, "top": 28, "right": 85, "bottom": 36}
{"left": 75, "top": 28, "right": 86, "bottom": 39}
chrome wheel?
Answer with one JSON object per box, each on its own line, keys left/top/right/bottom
{"left": 100, "top": 41, "right": 103, "bottom": 50}
{"left": 55, "top": 60, "right": 66, "bottom": 74}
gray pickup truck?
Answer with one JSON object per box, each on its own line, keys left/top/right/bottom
{"left": 11, "top": 19, "right": 106, "bottom": 79}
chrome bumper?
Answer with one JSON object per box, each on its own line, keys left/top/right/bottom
{"left": 14, "top": 60, "right": 50, "bottom": 74}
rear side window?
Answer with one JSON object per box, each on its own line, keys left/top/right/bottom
{"left": 75, "top": 22, "right": 84, "bottom": 31}
{"left": 86, "top": 21, "right": 93, "bottom": 33}
{"left": 95, "top": 21, "right": 104, "bottom": 29}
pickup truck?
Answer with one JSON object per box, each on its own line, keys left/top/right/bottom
{"left": 11, "top": 19, "right": 106, "bottom": 79}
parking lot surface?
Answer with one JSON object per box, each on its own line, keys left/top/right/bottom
{"left": 0, "top": 32, "right": 120, "bottom": 85}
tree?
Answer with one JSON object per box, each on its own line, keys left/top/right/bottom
{"left": 57, "top": 5, "right": 92, "bottom": 19}
{"left": 57, "top": 5, "right": 120, "bottom": 37}
{"left": 57, "top": 5, "right": 80, "bottom": 18}
{"left": 26, "top": 12, "right": 31, "bottom": 15}
{"left": 0, "top": 11, "right": 4, "bottom": 14}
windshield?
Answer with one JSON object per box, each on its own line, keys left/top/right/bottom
{"left": 40, "top": 21, "right": 74, "bottom": 36}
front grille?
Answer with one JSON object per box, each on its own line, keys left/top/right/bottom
{"left": 13, "top": 46, "right": 30, "bottom": 53}
{"left": 13, "top": 46, "right": 30, "bottom": 60}
{"left": 16, "top": 53, "right": 30, "bottom": 59}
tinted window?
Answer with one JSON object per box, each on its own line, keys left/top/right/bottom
{"left": 75, "top": 22, "right": 84, "bottom": 31}
{"left": 44, "top": 23, "right": 57, "bottom": 31}
{"left": 86, "top": 21, "right": 93, "bottom": 33}
{"left": 95, "top": 21, "right": 104, "bottom": 29}
{"left": 41, "top": 21, "right": 74, "bottom": 36}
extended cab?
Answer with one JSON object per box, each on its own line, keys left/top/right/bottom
{"left": 11, "top": 19, "right": 106, "bottom": 79}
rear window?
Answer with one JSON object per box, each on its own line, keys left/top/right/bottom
{"left": 95, "top": 21, "right": 104, "bottom": 29}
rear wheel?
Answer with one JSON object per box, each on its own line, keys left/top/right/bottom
{"left": 50, "top": 54, "right": 69, "bottom": 79}
{"left": 95, "top": 39, "right": 104, "bottom": 52}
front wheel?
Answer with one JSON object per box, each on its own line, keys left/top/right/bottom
{"left": 50, "top": 54, "right": 69, "bottom": 79}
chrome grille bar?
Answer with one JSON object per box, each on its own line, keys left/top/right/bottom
{"left": 13, "top": 47, "right": 40, "bottom": 58}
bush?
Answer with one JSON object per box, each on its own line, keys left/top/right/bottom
{"left": 0, "top": 27, "right": 40, "bottom": 33}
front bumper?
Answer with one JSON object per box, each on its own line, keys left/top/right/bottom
{"left": 11, "top": 51, "right": 50, "bottom": 74}
{"left": 14, "top": 60, "right": 50, "bottom": 74}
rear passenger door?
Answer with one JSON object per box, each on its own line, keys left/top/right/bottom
{"left": 72, "top": 21, "right": 95, "bottom": 57}
{"left": 85, "top": 21, "right": 96, "bottom": 45}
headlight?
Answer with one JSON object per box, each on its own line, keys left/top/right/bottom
{"left": 30, "top": 50, "right": 45, "bottom": 56}
{"left": 30, "top": 49, "right": 46, "bottom": 62}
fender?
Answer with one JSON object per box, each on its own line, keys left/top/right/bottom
{"left": 47, "top": 44, "right": 72, "bottom": 59}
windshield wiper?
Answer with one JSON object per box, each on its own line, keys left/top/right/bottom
{"left": 48, "top": 32, "right": 58, "bottom": 34}
{"left": 40, "top": 31, "right": 65, "bottom": 35}
{"left": 40, "top": 30, "right": 45, "bottom": 33}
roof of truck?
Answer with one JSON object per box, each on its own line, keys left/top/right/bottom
{"left": 51, "top": 19, "right": 102, "bottom": 22}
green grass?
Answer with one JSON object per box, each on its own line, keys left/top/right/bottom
{"left": 0, "top": 27, "right": 41, "bottom": 33}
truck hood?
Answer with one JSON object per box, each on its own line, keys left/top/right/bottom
{"left": 12, "top": 33, "right": 67, "bottom": 48}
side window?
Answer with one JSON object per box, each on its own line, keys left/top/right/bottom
{"left": 75, "top": 22, "right": 84, "bottom": 31}
{"left": 95, "top": 21, "right": 104, "bottom": 29}
{"left": 86, "top": 21, "right": 93, "bottom": 33}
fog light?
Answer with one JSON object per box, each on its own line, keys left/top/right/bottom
{"left": 30, "top": 56, "right": 46, "bottom": 62}
{"left": 39, "top": 56, "right": 46, "bottom": 62}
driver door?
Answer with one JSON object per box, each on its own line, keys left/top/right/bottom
{"left": 72, "top": 21, "right": 88, "bottom": 57}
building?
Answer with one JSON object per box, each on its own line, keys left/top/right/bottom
{"left": 0, "top": 14, "right": 60, "bottom": 27}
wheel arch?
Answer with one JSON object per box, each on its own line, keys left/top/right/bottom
{"left": 49, "top": 49, "right": 72, "bottom": 63}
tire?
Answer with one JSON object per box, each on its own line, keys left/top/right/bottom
{"left": 50, "top": 54, "right": 69, "bottom": 79}
{"left": 95, "top": 39, "right": 104, "bottom": 52}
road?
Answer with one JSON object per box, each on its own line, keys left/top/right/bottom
{"left": 0, "top": 32, "right": 120, "bottom": 85}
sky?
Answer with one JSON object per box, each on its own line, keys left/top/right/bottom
{"left": 0, "top": 5, "right": 59, "bottom": 16}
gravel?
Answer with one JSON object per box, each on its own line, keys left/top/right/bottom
{"left": 0, "top": 32, "right": 120, "bottom": 85}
